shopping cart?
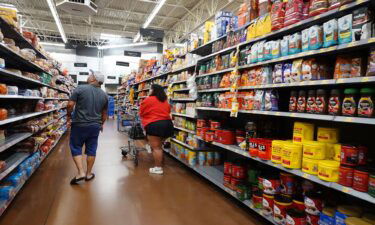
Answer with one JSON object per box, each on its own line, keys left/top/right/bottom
{"left": 119, "top": 107, "right": 145, "bottom": 166}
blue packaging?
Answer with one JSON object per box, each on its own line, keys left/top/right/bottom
{"left": 5, "top": 174, "right": 22, "bottom": 187}
{"left": 338, "top": 14, "right": 353, "bottom": 45}
{"left": 0, "top": 186, "right": 14, "bottom": 201}
{"left": 257, "top": 41, "right": 266, "bottom": 62}
{"left": 319, "top": 209, "right": 335, "bottom": 225}
{"left": 289, "top": 33, "right": 302, "bottom": 54}
{"left": 271, "top": 40, "right": 281, "bottom": 59}
{"left": 309, "top": 25, "right": 323, "bottom": 50}
{"left": 281, "top": 36, "right": 289, "bottom": 56}
{"left": 323, "top": 19, "right": 338, "bottom": 47}
{"left": 264, "top": 41, "right": 273, "bottom": 60}
{"left": 302, "top": 28, "right": 309, "bottom": 52}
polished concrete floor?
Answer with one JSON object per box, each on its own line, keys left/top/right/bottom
{"left": 0, "top": 120, "right": 267, "bottom": 225}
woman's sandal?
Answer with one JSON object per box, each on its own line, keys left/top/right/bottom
{"left": 70, "top": 176, "right": 85, "bottom": 185}
{"left": 85, "top": 173, "right": 95, "bottom": 181}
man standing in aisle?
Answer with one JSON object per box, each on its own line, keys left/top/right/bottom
{"left": 67, "top": 70, "right": 108, "bottom": 185}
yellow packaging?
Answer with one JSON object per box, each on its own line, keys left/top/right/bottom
{"left": 303, "top": 141, "right": 327, "bottom": 160}
{"left": 345, "top": 218, "right": 371, "bottom": 225}
{"left": 247, "top": 23, "right": 256, "bottom": 41}
{"left": 293, "top": 122, "right": 314, "bottom": 143}
{"left": 302, "top": 158, "right": 319, "bottom": 175}
{"left": 318, "top": 160, "right": 340, "bottom": 182}
{"left": 282, "top": 142, "right": 303, "bottom": 169}
{"left": 271, "top": 140, "right": 285, "bottom": 164}
{"left": 317, "top": 127, "right": 339, "bottom": 143}
{"left": 334, "top": 144, "right": 341, "bottom": 161}
{"left": 0, "top": 6, "right": 17, "bottom": 19}
{"left": 325, "top": 143, "right": 335, "bottom": 159}
{"left": 362, "top": 213, "right": 375, "bottom": 224}
{"left": 337, "top": 205, "right": 362, "bottom": 217}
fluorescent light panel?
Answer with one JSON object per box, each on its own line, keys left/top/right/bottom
{"left": 142, "top": 0, "right": 166, "bottom": 29}
{"left": 101, "top": 33, "right": 121, "bottom": 38}
{"left": 46, "top": 0, "right": 67, "bottom": 43}
{"left": 40, "top": 42, "right": 65, "bottom": 47}
{"left": 98, "top": 42, "right": 149, "bottom": 50}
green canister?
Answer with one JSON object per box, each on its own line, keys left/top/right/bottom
{"left": 236, "top": 185, "right": 250, "bottom": 201}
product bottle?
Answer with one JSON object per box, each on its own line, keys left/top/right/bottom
{"left": 358, "top": 88, "right": 375, "bottom": 117}
{"left": 245, "top": 122, "right": 257, "bottom": 151}
{"left": 297, "top": 90, "right": 307, "bottom": 113}
{"left": 315, "top": 89, "right": 328, "bottom": 114}
{"left": 328, "top": 89, "right": 342, "bottom": 116}
{"left": 306, "top": 90, "right": 316, "bottom": 113}
{"left": 342, "top": 88, "right": 359, "bottom": 116}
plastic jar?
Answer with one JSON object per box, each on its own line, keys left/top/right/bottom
{"left": 358, "top": 88, "right": 375, "bottom": 117}
{"left": 289, "top": 91, "right": 298, "bottom": 112}
{"left": 293, "top": 122, "right": 314, "bottom": 143}
{"left": 306, "top": 90, "right": 316, "bottom": 113}
{"left": 319, "top": 207, "right": 336, "bottom": 225}
{"left": 317, "top": 127, "right": 339, "bottom": 144}
{"left": 303, "top": 141, "right": 327, "bottom": 159}
{"left": 274, "top": 195, "right": 293, "bottom": 225}
{"left": 271, "top": 140, "right": 285, "bottom": 164}
{"left": 353, "top": 167, "right": 369, "bottom": 192}
{"left": 302, "top": 158, "right": 319, "bottom": 175}
{"left": 286, "top": 209, "right": 306, "bottom": 225}
{"left": 282, "top": 142, "right": 303, "bottom": 169}
{"left": 297, "top": 90, "right": 307, "bottom": 113}
{"left": 340, "top": 145, "right": 359, "bottom": 166}
{"left": 318, "top": 160, "right": 340, "bottom": 182}
{"left": 315, "top": 89, "right": 328, "bottom": 114}
{"left": 369, "top": 172, "right": 375, "bottom": 197}
{"left": 338, "top": 165, "right": 354, "bottom": 187}
{"left": 328, "top": 89, "right": 342, "bottom": 115}
{"left": 335, "top": 205, "right": 362, "bottom": 225}
{"left": 345, "top": 217, "right": 372, "bottom": 225}
{"left": 342, "top": 88, "right": 359, "bottom": 116}
{"left": 280, "top": 172, "right": 295, "bottom": 196}
{"left": 262, "top": 194, "right": 274, "bottom": 216}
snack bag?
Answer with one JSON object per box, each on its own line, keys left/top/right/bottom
{"left": 264, "top": 41, "right": 273, "bottom": 60}
{"left": 271, "top": 1, "right": 286, "bottom": 31}
{"left": 251, "top": 43, "right": 259, "bottom": 63}
{"left": 281, "top": 35, "right": 290, "bottom": 56}
{"left": 265, "top": 90, "right": 279, "bottom": 111}
{"left": 257, "top": 41, "right": 266, "bottom": 62}
{"left": 271, "top": 40, "right": 281, "bottom": 59}
{"left": 254, "top": 90, "right": 265, "bottom": 110}
{"left": 338, "top": 14, "right": 353, "bottom": 44}
{"left": 289, "top": 32, "right": 302, "bottom": 54}
{"left": 366, "top": 48, "right": 375, "bottom": 76}
{"left": 309, "top": 0, "right": 328, "bottom": 17}
{"left": 273, "top": 63, "right": 284, "bottom": 84}
{"left": 334, "top": 56, "right": 351, "bottom": 79}
{"left": 261, "top": 66, "right": 272, "bottom": 84}
{"left": 284, "top": 0, "right": 304, "bottom": 27}
{"left": 283, "top": 63, "right": 293, "bottom": 83}
{"left": 291, "top": 59, "right": 303, "bottom": 82}
{"left": 309, "top": 25, "right": 323, "bottom": 50}
{"left": 351, "top": 57, "right": 362, "bottom": 77}
{"left": 352, "top": 7, "right": 373, "bottom": 41}
{"left": 323, "top": 19, "right": 338, "bottom": 47}
{"left": 328, "top": 0, "right": 340, "bottom": 10}
{"left": 302, "top": 58, "right": 319, "bottom": 81}
{"left": 302, "top": 28, "right": 310, "bottom": 52}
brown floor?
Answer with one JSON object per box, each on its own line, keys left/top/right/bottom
{"left": 0, "top": 120, "right": 267, "bottom": 225}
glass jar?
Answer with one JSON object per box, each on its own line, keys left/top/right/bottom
{"left": 315, "top": 89, "right": 328, "bottom": 114}
{"left": 306, "top": 90, "right": 316, "bottom": 114}
{"left": 358, "top": 88, "right": 375, "bottom": 117}
{"left": 328, "top": 89, "right": 341, "bottom": 116}
{"left": 297, "top": 90, "right": 307, "bottom": 113}
{"left": 342, "top": 88, "right": 359, "bottom": 116}
{"left": 289, "top": 91, "right": 298, "bottom": 112}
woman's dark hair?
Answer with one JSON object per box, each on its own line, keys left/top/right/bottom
{"left": 150, "top": 84, "right": 167, "bottom": 102}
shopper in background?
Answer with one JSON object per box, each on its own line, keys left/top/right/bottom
{"left": 140, "top": 84, "right": 173, "bottom": 175}
{"left": 67, "top": 70, "right": 108, "bottom": 185}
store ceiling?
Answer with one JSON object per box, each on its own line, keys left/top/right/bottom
{"left": 0, "top": 0, "right": 242, "bottom": 46}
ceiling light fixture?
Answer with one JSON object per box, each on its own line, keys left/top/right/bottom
{"left": 100, "top": 33, "right": 122, "bottom": 39}
{"left": 98, "top": 42, "right": 149, "bottom": 50}
{"left": 40, "top": 42, "right": 65, "bottom": 47}
{"left": 142, "top": 0, "right": 166, "bottom": 29}
{"left": 46, "top": 0, "right": 67, "bottom": 43}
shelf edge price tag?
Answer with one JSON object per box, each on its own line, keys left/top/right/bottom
{"left": 345, "top": 117, "right": 353, "bottom": 122}
{"left": 362, "top": 77, "right": 369, "bottom": 82}
{"left": 342, "top": 187, "right": 351, "bottom": 193}
{"left": 303, "top": 173, "right": 310, "bottom": 179}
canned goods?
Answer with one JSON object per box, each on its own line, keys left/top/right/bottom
{"left": 272, "top": 140, "right": 285, "bottom": 164}
{"left": 230, "top": 178, "right": 243, "bottom": 190}
{"left": 205, "top": 131, "right": 214, "bottom": 142}
{"left": 197, "top": 119, "right": 207, "bottom": 128}
{"left": 358, "top": 146, "right": 368, "bottom": 165}
{"left": 263, "top": 175, "right": 280, "bottom": 195}
{"left": 353, "top": 167, "right": 369, "bottom": 192}
{"left": 223, "top": 175, "right": 231, "bottom": 188}
{"left": 317, "top": 127, "right": 340, "bottom": 144}
{"left": 232, "top": 164, "right": 246, "bottom": 179}
{"left": 303, "top": 141, "right": 327, "bottom": 160}
{"left": 210, "top": 121, "right": 221, "bottom": 130}
{"left": 262, "top": 194, "right": 274, "bottom": 216}
{"left": 334, "top": 144, "right": 341, "bottom": 162}
{"left": 302, "top": 158, "right": 319, "bottom": 175}
{"left": 292, "top": 195, "right": 306, "bottom": 212}
{"left": 198, "top": 152, "right": 206, "bottom": 166}
{"left": 280, "top": 172, "right": 295, "bottom": 196}
{"left": 258, "top": 139, "right": 272, "bottom": 160}
{"left": 338, "top": 166, "right": 354, "bottom": 187}
{"left": 236, "top": 185, "right": 250, "bottom": 201}
{"left": 286, "top": 209, "right": 306, "bottom": 225}
{"left": 307, "top": 213, "right": 320, "bottom": 225}
{"left": 206, "top": 152, "right": 215, "bottom": 166}
{"left": 224, "top": 161, "right": 232, "bottom": 175}
{"left": 340, "top": 145, "right": 359, "bottom": 166}
{"left": 282, "top": 142, "right": 303, "bottom": 169}
{"left": 274, "top": 195, "right": 293, "bottom": 225}
{"left": 252, "top": 191, "right": 263, "bottom": 209}
{"left": 369, "top": 173, "right": 375, "bottom": 198}
{"left": 318, "top": 160, "right": 340, "bottom": 182}
{"left": 305, "top": 192, "right": 323, "bottom": 216}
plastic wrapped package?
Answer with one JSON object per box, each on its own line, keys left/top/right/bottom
{"left": 258, "top": 0, "right": 271, "bottom": 17}
{"left": 3, "top": 38, "right": 15, "bottom": 46}
{"left": 260, "top": 66, "right": 272, "bottom": 84}
{"left": 265, "top": 90, "right": 279, "bottom": 111}
{"left": 289, "top": 32, "right": 302, "bottom": 54}
{"left": 284, "top": 0, "right": 304, "bottom": 27}
{"left": 352, "top": 7, "right": 373, "bottom": 41}
{"left": 323, "top": 19, "right": 338, "bottom": 47}
{"left": 366, "top": 48, "right": 375, "bottom": 76}
{"left": 338, "top": 14, "right": 353, "bottom": 44}
{"left": 302, "top": 58, "right": 319, "bottom": 81}
{"left": 249, "top": 0, "right": 259, "bottom": 21}
{"left": 309, "top": 0, "right": 328, "bottom": 17}
{"left": 309, "top": 25, "right": 323, "bottom": 50}
{"left": 291, "top": 59, "right": 303, "bottom": 82}
{"left": 334, "top": 56, "right": 351, "bottom": 79}
{"left": 22, "top": 89, "right": 34, "bottom": 96}
{"left": 302, "top": 28, "right": 310, "bottom": 52}
{"left": 0, "top": 108, "right": 8, "bottom": 120}
{"left": 0, "top": 84, "right": 7, "bottom": 95}
{"left": 328, "top": 0, "right": 340, "bottom": 10}
{"left": 273, "top": 63, "right": 284, "bottom": 84}
{"left": 7, "top": 86, "right": 18, "bottom": 95}
{"left": 283, "top": 63, "right": 293, "bottom": 83}
{"left": 35, "top": 100, "right": 45, "bottom": 112}
{"left": 264, "top": 41, "right": 272, "bottom": 60}
{"left": 271, "top": 1, "right": 286, "bottom": 31}
{"left": 254, "top": 90, "right": 265, "bottom": 110}
{"left": 257, "top": 41, "right": 266, "bottom": 62}
{"left": 251, "top": 43, "right": 259, "bottom": 63}
{"left": 281, "top": 36, "right": 289, "bottom": 56}
{"left": 20, "top": 48, "right": 36, "bottom": 61}
{"left": 350, "top": 57, "right": 362, "bottom": 77}
{"left": 271, "top": 40, "right": 281, "bottom": 59}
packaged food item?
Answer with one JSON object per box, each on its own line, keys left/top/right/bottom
{"left": 297, "top": 90, "right": 306, "bottom": 113}
{"left": 257, "top": 41, "right": 266, "bottom": 62}
{"left": 342, "top": 88, "right": 359, "bottom": 116}
{"left": 318, "top": 160, "right": 340, "bottom": 182}
{"left": 0, "top": 84, "right": 7, "bottom": 95}
{"left": 345, "top": 217, "right": 372, "bottom": 225}
{"left": 323, "top": 19, "right": 338, "bottom": 47}
{"left": 7, "top": 86, "right": 18, "bottom": 95}
{"left": 328, "top": 0, "right": 340, "bottom": 10}
{"left": 271, "top": 1, "right": 286, "bottom": 31}
{"left": 271, "top": 40, "right": 281, "bottom": 59}
{"left": 309, "top": 0, "right": 328, "bottom": 17}
{"left": 283, "top": 63, "right": 293, "bottom": 83}
{"left": 251, "top": 43, "right": 259, "bottom": 63}
{"left": 334, "top": 56, "right": 351, "bottom": 79}
{"left": 309, "top": 25, "right": 323, "bottom": 50}
{"left": 319, "top": 207, "right": 336, "bottom": 225}
{"left": 291, "top": 59, "right": 303, "bottom": 82}
{"left": 317, "top": 127, "right": 339, "bottom": 143}
{"left": 280, "top": 172, "right": 295, "bottom": 195}
{"left": 339, "top": 165, "right": 354, "bottom": 187}
{"left": 0, "top": 58, "right": 4, "bottom": 69}
{"left": 366, "top": 48, "right": 375, "bottom": 76}
{"left": 302, "top": 58, "right": 318, "bottom": 81}
{"left": 289, "top": 91, "right": 298, "bottom": 112}
{"left": 315, "top": 89, "right": 328, "bottom": 114}
{"left": 302, "top": 158, "right": 319, "bottom": 175}
{"left": 306, "top": 90, "right": 316, "bottom": 114}
{"left": 264, "top": 41, "right": 273, "bottom": 60}
{"left": 284, "top": 0, "right": 304, "bottom": 27}
{"left": 264, "top": 90, "right": 279, "bottom": 111}
{"left": 304, "top": 192, "right": 323, "bottom": 216}
{"left": 341, "top": 145, "right": 359, "bottom": 166}
{"left": 0, "top": 109, "right": 7, "bottom": 120}
{"left": 335, "top": 205, "right": 362, "bottom": 225}
{"left": 282, "top": 142, "right": 303, "bottom": 169}
{"left": 303, "top": 141, "right": 327, "bottom": 159}
{"left": 353, "top": 167, "right": 369, "bottom": 192}
{"left": 338, "top": 14, "right": 353, "bottom": 44}
{"left": 328, "top": 89, "right": 342, "bottom": 115}
{"left": 274, "top": 195, "right": 293, "bottom": 224}
{"left": 351, "top": 57, "right": 362, "bottom": 77}
{"left": 333, "top": 144, "right": 341, "bottom": 161}
{"left": 262, "top": 193, "right": 274, "bottom": 216}
{"left": 273, "top": 63, "right": 284, "bottom": 83}
{"left": 358, "top": 88, "right": 375, "bottom": 117}
{"left": 286, "top": 209, "right": 306, "bottom": 225}
{"left": 289, "top": 32, "right": 302, "bottom": 54}
{"left": 254, "top": 90, "right": 265, "bottom": 110}
{"left": 281, "top": 36, "right": 289, "bottom": 56}
{"left": 352, "top": 7, "right": 373, "bottom": 41}
{"left": 293, "top": 122, "right": 314, "bottom": 143}
{"left": 259, "top": 0, "right": 271, "bottom": 16}
{"left": 301, "top": 28, "right": 310, "bottom": 52}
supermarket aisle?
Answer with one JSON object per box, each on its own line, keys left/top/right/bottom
{"left": 0, "top": 120, "right": 266, "bottom": 225}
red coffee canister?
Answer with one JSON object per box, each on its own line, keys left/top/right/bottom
{"left": 358, "top": 146, "right": 368, "bottom": 165}
{"left": 252, "top": 191, "right": 263, "bottom": 209}
{"left": 210, "top": 121, "right": 221, "bottom": 130}
{"left": 223, "top": 175, "right": 231, "bottom": 188}
{"left": 219, "top": 130, "right": 236, "bottom": 145}
{"left": 292, "top": 195, "right": 306, "bottom": 212}
{"left": 214, "top": 129, "right": 222, "bottom": 142}
{"left": 196, "top": 128, "right": 202, "bottom": 137}
{"left": 258, "top": 138, "right": 273, "bottom": 161}
{"left": 341, "top": 145, "right": 359, "bottom": 166}
{"left": 224, "top": 161, "right": 232, "bottom": 175}
{"left": 249, "top": 138, "right": 259, "bottom": 157}
{"left": 201, "top": 127, "right": 210, "bottom": 138}
{"left": 230, "top": 178, "right": 243, "bottom": 190}
{"left": 286, "top": 209, "right": 306, "bottom": 225}
{"left": 338, "top": 165, "right": 354, "bottom": 187}
{"left": 232, "top": 164, "right": 246, "bottom": 179}
{"left": 280, "top": 172, "right": 296, "bottom": 196}
{"left": 197, "top": 119, "right": 206, "bottom": 128}
{"left": 353, "top": 167, "right": 369, "bottom": 192}
{"left": 263, "top": 175, "right": 281, "bottom": 195}
{"left": 274, "top": 195, "right": 293, "bottom": 225}
{"left": 306, "top": 213, "right": 320, "bottom": 225}
{"left": 262, "top": 194, "right": 274, "bottom": 216}
{"left": 205, "top": 131, "right": 214, "bottom": 142}
{"left": 304, "top": 192, "right": 323, "bottom": 216}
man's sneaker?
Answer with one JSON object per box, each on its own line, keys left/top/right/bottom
{"left": 145, "top": 144, "right": 152, "bottom": 154}
{"left": 149, "top": 167, "right": 163, "bottom": 175}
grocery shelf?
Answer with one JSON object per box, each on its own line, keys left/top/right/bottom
{"left": 238, "top": 38, "right": 375, "bottom": 70}
{"left": 0, "top": 133, "right": 33, "bottom": 153}
{"left": 0, "top": 153, "right": 30, "bottom": 180}
{"left": 173, "top": 126, "right": 196, "bottom": 134}
{"left": 171, "top": 80, "right": 188, "bottom": 85}
{"left": 171, "top": 138, "right": 196, "bottom": 150}
{"left": 171, "top": 64, "right": 196, "bottom": 74}
{"left": 198, "top": 88, "right": 231, "bottom": 93}
{"left": 173, "top": 88, "right": 190, "bottom": 92}
{"left": 190, "top": 35, "right": 228, "bottom": 56}
{"left": 197, "top": 68, "right": 234, "bottom": 78}
{"left": 171, "top": 113, "right": 197, "bottom": 119}
{"left": 201, "top": 141, "right": 375, "bottom": 205}
{"left": 0, "top": 108, "right": 59, "bottom": 126}
{"left": 196, "top": 107, "right": 231, "bottom": 112}
{"left": 171, "top": 98, "right": 196, "bottom": 102}
{"left": 166, "top": 151, "right": 277, "bottom": 224}
{"left": 0, "top": 95, "right": 43, "bottom": 100}
{"left": 198, "top": 45, "right": 238, "bottom": 62}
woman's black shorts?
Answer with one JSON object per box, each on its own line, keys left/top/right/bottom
{"left": 145, "top": 120, "right": 174, "bottom": 138}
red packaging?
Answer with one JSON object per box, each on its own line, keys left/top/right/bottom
{"left": 263, "top": 175, "right": 281, "bottom": 195}
{"left": 284, "top": 0, "right": 304, "bottom": 27}
{"left": 236, "top": 136, "right": 245, "bottom": 145}
{"left": 249, "top": 138, "right": 259, "bottom": 157}
{"left": 258, "top": 138, "right": 273, "bottom": 160}
{"left": 262, "top": 194, "right": 274, "bottom": 216}
{"left": 280, "top": 172, "right": 295, "bottom": 196}
{"left": 252, "top": 191, "right": 263, "bottom": 209}
{"left": 286, "top": 209, "right": 306, "bottom": 225}
{"left": 328, "top": 0, "right": 340, "bottom": 10}
{"left": 339, "top": 166, "right": 354, "bottom": 187}
{"left": 214, "top": 129, "right": 222, "bottom": 142}
{"left": 309, "top": 0, "right": 328, "bottom": 17}
{"left": 304, "top": 192, "right": 323, "bottom": 216}
{"left": 205, "top": 131, "right": 215, "bottom": 142}
{"left": 353, "top": 167, "right": 369, "bottom": 192}
{"left": 218, "top": 130, "right": 236, "bottom": 145}
{"left": 306, "top": 213, "right": 320, "bottom": 225}
{"left": 292, "top": 196, "right": 306, "bottom": 211}
{"left": 196, "top": 128, "right": 202, "bottom": 137}
{"left": 197, "top": 119, "right": 207, "bottom": 128}
{"left": 302, "top": 2, "right": 309, "bottom": 19}
{"left": 358, "top": 146, "right": 368, "bottom": 165}
{"left": 210, "top": 121, "right": 221, "bottom": 130}
{"left": 224, "top": 161, "right": 233, "bottom": 175}
{"left": 223, "top": 175, "right": 231, "bottom": 188}
{"left": 271, "top": 1, "right": 286, "bottom": 31}
{"left": 341, "top": 145, "right": 359, "bottom": 166}
{"left": 232, "top": 164, "right": 246, "bottom": 179}
{"left": 274, "top": 195, "right": 293, "bottom": 225}
{"left": 230, "top": 178, "right": 243, "bottom": 190}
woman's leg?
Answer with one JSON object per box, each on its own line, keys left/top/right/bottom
{"left": 147, "top": 135, "right": 164, "bottom": 167}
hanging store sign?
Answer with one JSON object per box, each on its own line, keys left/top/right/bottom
{"left": 107, "top": 76, "right": 116, "bottom": 80}
{"left": 116, "top": 61, "right": 130, "bottom": 67}
{"left": 79, "top": 72, "right": 89, "bottom": 76}
{"left": 74, "top": 63, "right": 87, "bottom": 67}
{"left": 124, "top": 51, "right": 141, "bottom": 57}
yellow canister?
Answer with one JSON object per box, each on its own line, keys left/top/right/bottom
{"left": 333, "top": 144, "right": 341, "bottom": 162}
{"left": 317, "top": 127, "right": 339, "bottom": 143}
{"left": 293, "top": 122, "right": 314, "bottom": 143}
{"left": 337, "top": 205, "right": 362, "bottom": 218}
{"left": 345, "top": 218, "right": 371, "bottom": 225}
{"left": 325, "top": 143, "right": 335, "bottom": 159}
{"left": 303, "top": 141, "right": 327, "bottom": 160}
{"left": 302, "top": 158, "right": 319, "bottom": 175}
{"left": 271, "top": 140, "right": 285, "bottom": 164}
{"left": 282, "top": 142, "right": 303, "bottom": 169}
{"left": 362, "top": 213, "right": 375, "bottom": 224}
{"left": 318, "top": 160, "right": 340, "bottom": 182}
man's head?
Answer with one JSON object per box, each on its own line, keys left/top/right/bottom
{"left": 87, "top": 70, "right": 105, "bottom": 86}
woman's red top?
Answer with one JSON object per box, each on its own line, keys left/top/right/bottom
{"left": 139, "top": 96, "right": 171, "bottom": 128}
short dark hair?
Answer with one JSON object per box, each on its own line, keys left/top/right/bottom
{"left": 150, "top": 84, "right": 167, "bottom": 102}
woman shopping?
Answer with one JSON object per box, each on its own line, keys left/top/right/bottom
{"left": 139, "top": 84, "right": 173, "bottom": 175}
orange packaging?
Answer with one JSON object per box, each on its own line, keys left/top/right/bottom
{"left": 218, "top": 93, "right": 226, "bottom": 108}
{"left": 237, "top": 92, "right": 245, "bottom": 110}
{"left": 350, "top": 57, "right": 362, "bottom": 78}
{"left": 243, "top": 91, "right": 255, "bottom": 110}
{"left": 334, "top": 56, "right": 352, "bottom": 79}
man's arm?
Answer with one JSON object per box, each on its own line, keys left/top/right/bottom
{"left": 67, "top": 100, "right": 76, "bottom": 126}
{"left": 101, "top": 104, "right": 108, "bottom": 132}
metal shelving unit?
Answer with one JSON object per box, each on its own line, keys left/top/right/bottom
{"left": 170, "top": 98, "right": 196, "bottom": 102}
{"left": 0, "top": 133, "right": 33, "bottom": 153}
{"left": 196, "top": 68, "right": 234, "bottom": 78}
{"left": 0, "top": 108, "right": 60, "bottom": 126}
{"left": 171, "top": 113, "right": 197, "bottom": 119}
{"left": 171, "top": 138, "right": 197, "bottom": 150}
{"left": 173, "top": 126, "right": 195, "bottom": 134}
{"left": 0, "top": 153, "right": 30, "bottom": 181}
